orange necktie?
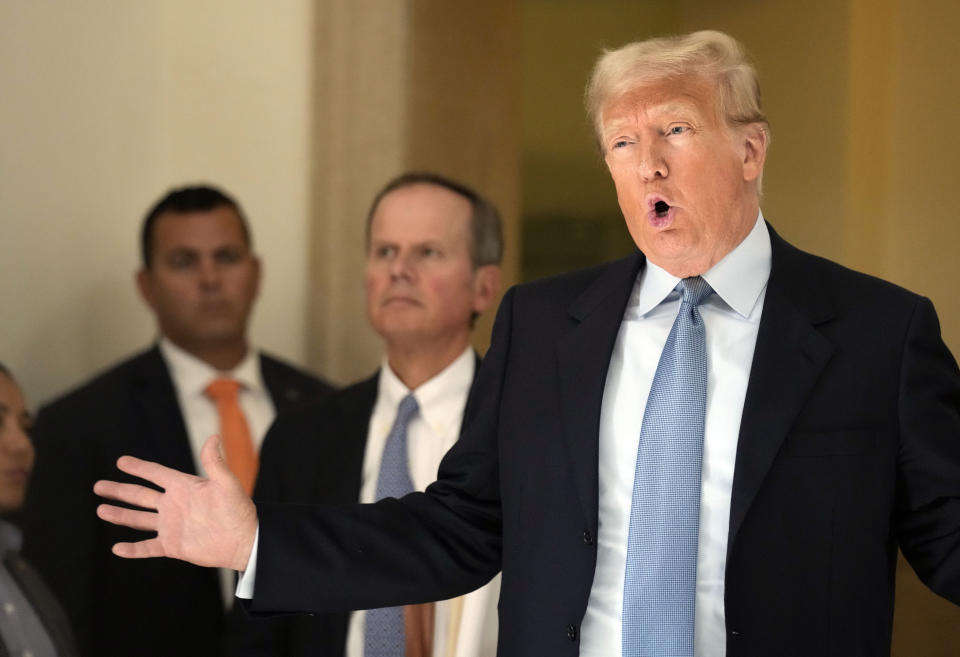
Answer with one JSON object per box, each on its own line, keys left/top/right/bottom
{"left": 205, "top": 378, "right": 258, "bottom": 495}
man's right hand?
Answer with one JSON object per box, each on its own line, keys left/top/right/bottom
{"left": 94, "top": 435, "right": 258, "bottom": 573}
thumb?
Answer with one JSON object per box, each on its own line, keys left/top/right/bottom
{"left": 200, "top": 435, "right": 231, "bottom": 481}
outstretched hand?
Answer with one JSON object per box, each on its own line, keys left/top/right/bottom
{"left": 95, "top": 435, "right": 257, "bottom": 572}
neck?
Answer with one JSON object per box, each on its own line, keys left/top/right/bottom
{"left": 168, "top": 337, "right": 249, "bottom": 372}
{"left": 385, "top": 335, "right": 470, "bottom": 390}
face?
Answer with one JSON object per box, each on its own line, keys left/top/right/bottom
{"left": 137, "top": 206, "right": 260, "bottom": 357}
{"left": 601, "top": 75, "right": 767, "bottom": 277}
{"left": 0, "top": 374, "right": 35, "bottom": 513}
{"left": 365, "top": 184, "right": 499, "bottom": 350}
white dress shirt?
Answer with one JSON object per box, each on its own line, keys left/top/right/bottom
{"left": 579, "top": 213, "right": 771, "bottom": 657}
{"left": 346, "top": 347, "right": 500, "bottom": 657}
{"left": 158, "top": 337, "right": 276, "bottom": 607}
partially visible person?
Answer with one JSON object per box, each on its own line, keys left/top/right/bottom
{"left": 21, "top": 185, "right": 333, "bottom": 657}
{"left": 224, "top": 172, "right": 503, "bottom": 657}
{"left": 0, "top": 363, "right": 78, "bottom": 657}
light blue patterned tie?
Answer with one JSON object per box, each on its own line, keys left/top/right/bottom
{"left": 365, "top": 393, "right": 419, "bottom": 657}
{"left": 623, "top": 276, "right": 712, "bottom": 657}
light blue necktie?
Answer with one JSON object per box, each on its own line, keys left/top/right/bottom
{"left": 623, "top": 276, "right": 712, "bottom": 657}
{"left": 365, "top": 393, "right": 419, "bottom": 657}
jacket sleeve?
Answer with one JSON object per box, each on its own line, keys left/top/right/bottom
{"left": 895, "top": 295, "right": 960, "bottom": 603}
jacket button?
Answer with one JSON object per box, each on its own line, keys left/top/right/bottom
{"left": 583, "top": 530, "right": 594, "bottom": 545}
{"left": 566, "top": 624, "right": 578, "bottom": 641}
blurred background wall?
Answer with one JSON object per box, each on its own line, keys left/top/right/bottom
{"left": 1, "top": 1, "right": 957, "bottom": 652}
{"left": 0, "top": 0, "right": 316, "bottom": 403}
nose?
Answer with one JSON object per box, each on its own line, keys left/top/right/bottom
{"left": 388, "top": 250, "right": 415, "bottom": 280}
{"left": 638, "top": 143, "right": 667, "bottom": 182}
{"left": 198, "top": 257, "right": 222, "bottom": 288}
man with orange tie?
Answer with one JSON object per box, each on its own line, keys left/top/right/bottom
{"left": 21, "top": 185, "right": 332, "bottom": 657}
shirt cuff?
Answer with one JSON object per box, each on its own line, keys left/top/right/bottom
{"left": 234, "top": 524, "right": 260, "bottom": 600}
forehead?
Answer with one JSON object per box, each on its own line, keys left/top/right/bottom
{"left": 602, "top": 74, "right": 720, "bottom": 130}
{"left": 152, "top": 206, "right": 247, "bottom": 250}
{"left": 370, "top": 183, "right": 472, "bottom": 242}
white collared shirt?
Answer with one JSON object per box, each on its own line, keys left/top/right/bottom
{"left": 346, "top": 347, "right": 500, "bottom": 657}
{"left": 579, "top": 213, "right": 772, "bottom": 657}
{"left": 158, "top": 337, "right": 276, "bottom": 607}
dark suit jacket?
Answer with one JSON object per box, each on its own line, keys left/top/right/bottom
{"left": 225, "top": 374, "right": 377, "bottom": 656}
{"left": 21, "top": 346, "right": 332, "bottom": 657}
{"left": 250, "top": 228, "right": 959, "bottom": 657}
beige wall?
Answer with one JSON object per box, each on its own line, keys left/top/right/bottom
{"left": 0, "top": 0, "right": 316, "bottom": 405}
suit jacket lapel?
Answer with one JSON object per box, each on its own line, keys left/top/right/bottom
{"left": 557, "top": 253, "right": 645, "bottom": 526}
{"left": 130, "top": 347, "right": 197, "bottom": 476}
{"left": 261, "top": 355, "right": 311, "bottom": 412}
{"left": 728, "top": 230, "right": 835, "bottom": 551}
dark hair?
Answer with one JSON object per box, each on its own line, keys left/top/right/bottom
{"left": 141, "top": 185, "right": 251, "bottom": 268}
{"left": 0, "top": 362, "right": 10, "bottom": 378}
{"left": 364, "top": 172, "right": 503, "bottom": 268}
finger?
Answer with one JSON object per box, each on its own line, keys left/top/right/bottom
{"left": 115, "top": 455, "right": 184, "bottom": 488}
{"left": 200, "top": 435, "right": 232, "bottom": 482}
{"left": 96, "top": 503, "right": 159, "bottom": 532}
{"left": 93, "top": 480, "right": 163, "bottom": 510}
{"left": 112, "top": 538, "right": 167, "bottom": 559}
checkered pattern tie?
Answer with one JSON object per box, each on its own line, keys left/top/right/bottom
{"left": 622, "top": 276, "right": 712, "bottom": 657}
{"left": 365, "top": 393, "right": 419, "bottom": 657}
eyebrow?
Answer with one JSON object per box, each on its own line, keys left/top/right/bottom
{"left": 603, "top": 100, "right": 701, "bottom": 133}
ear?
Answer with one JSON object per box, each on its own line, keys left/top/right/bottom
{"left": 740, "top": 123, "right": 768, "bottom": 183}
{"left": 135, "top": 268, "right": 157, "bottom": 311}
{"left": 471, "top": 265, "right": 502, "bottom": 314}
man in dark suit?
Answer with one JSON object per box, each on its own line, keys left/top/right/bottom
{"left": 224, "top": 172, "right": 503, "bottom": 657}
{"left": 95, "top": 31, "right": 960, "bottom": 657}
{"left": 23, "top": 185, "right": 332, "bottom": 657}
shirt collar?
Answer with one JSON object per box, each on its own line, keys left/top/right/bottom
{"left": 377, "top": 346, "right": 475, "bottom": 430}
{"left": 633, "top": 211, "right": 771, "bottom": 318}
{"left": 158, "top": 337, "right": 264, "bottom": 397}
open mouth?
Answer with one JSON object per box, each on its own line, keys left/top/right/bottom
{"left": 654, "top": 200, "right": 670, "bottom": 217}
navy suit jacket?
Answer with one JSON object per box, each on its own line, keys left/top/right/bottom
{"left": 253, "top": 228, "right": 958, "bottom": 656}
{"left": 21, "top": 346, "right": 333, "bottom": 657}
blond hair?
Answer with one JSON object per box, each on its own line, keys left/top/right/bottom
{"left": 585, "top": 30, "right": 769, "bottom": 149}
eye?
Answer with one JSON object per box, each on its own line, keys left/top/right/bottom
{"left": 167, "top": 251, "right": 198, "bottom": 269}
{"left": 214, "top": 248, "right": 243, "bottom": 265}
{"left": 611, "top": 139, "right": 630, "bottom": 150}
{"left": 666, "top": 125, "right": 689, "bottom": 136}
{"left": 373, "top": 245, "right": 396, "bottom": 259}
{"left": 418, "top": 245, "right": 442, "bottom": 259}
